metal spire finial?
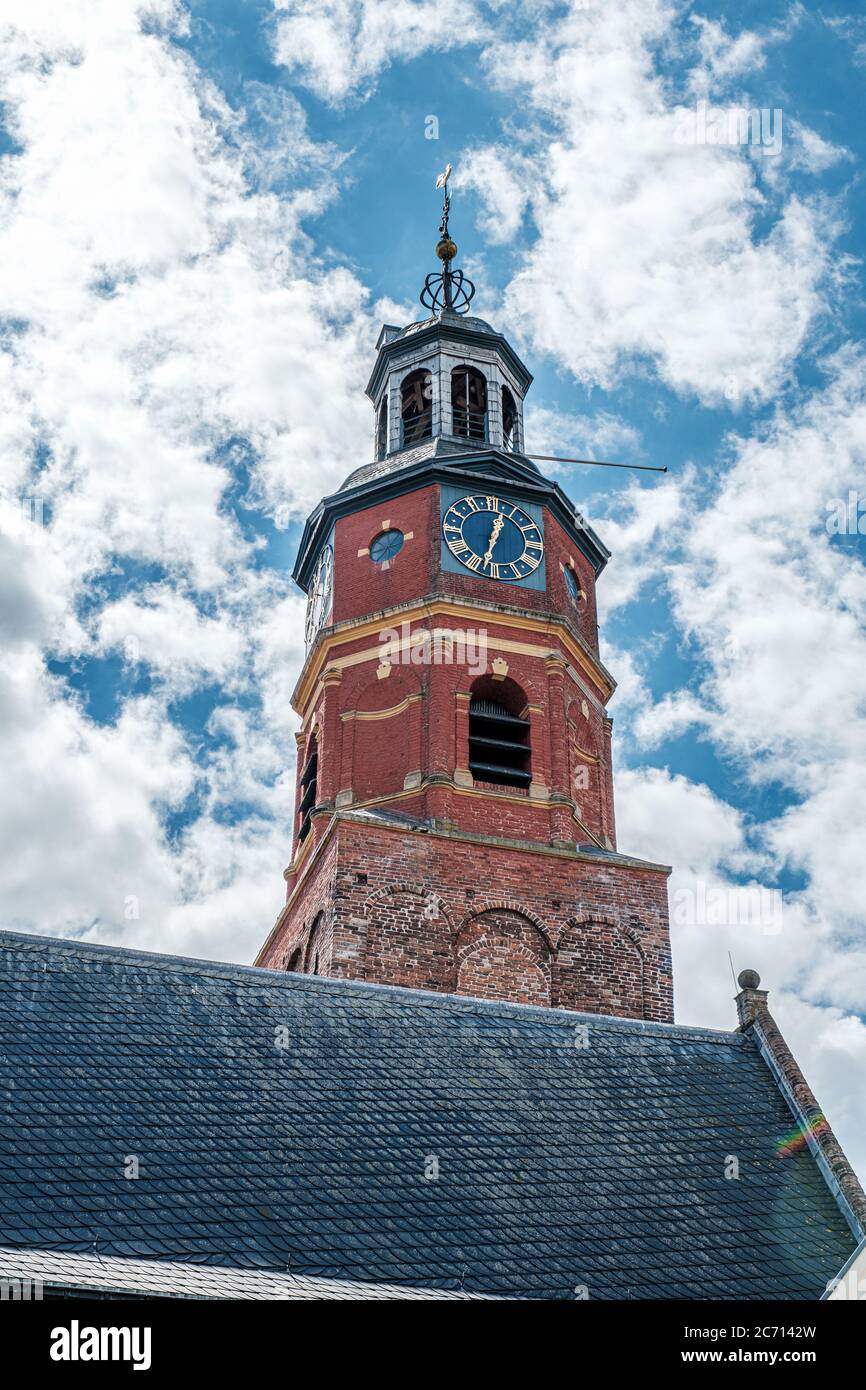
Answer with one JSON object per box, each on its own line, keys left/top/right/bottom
{"left": 420, "top": 165, "right": 475, "bottom": 315}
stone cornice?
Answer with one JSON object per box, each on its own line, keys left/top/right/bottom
{"left": 293, "top": 593, "right": 616, "bottom": 716}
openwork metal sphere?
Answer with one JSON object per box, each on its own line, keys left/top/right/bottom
{"left": 420, "top": 268, "right": 476, "bottom": 314}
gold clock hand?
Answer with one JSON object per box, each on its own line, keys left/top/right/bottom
{"left": 483, "top": 513, "right": 505, "bottom": 567}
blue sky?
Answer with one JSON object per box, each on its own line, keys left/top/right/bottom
{"left": 0, "top": 0, "right": 865, "bottom": 1172}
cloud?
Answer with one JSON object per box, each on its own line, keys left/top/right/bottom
{"left": 0, "top": 0, "right": 379, "bottom": 954}
{"left": 615, "top": 762, "right": 866, "bottom": 1174}
{"left": 96, "top": 587, "right": 245, "bottom": 694}
{"left": 824, "top": 13, "right": 866, "bottom": 70}
{"left": 462, "top": 0, "right": 843, "bottom": 404}
{"left": 666, "top": 347, "right": 866, "bottom": 794}
{"left": 592, "top": 469, "right": 687, "bottom": 615}
{"left": 269, "top": 0, "right": 484, "bottom": 104}
{"left": 524, "top": 403, "right": 642, "bottom": 465}
{"left": 786, "top": 120, "right": 852, "bottom": 175}
{"left": 688, "top": 15, "right": 770, "bottom": 90}
{"left": 686, "top": 9, "right": 806, "bottom": 96}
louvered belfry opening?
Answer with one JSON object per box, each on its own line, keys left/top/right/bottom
{"left": 451, "top": 365, "right": 487, "bottom": 440}
{"left": 469, "top": 697, "right": 532, "bottom": 789}
{"left": 400, "top": 369, "right": 433, "bottom": 446}
{"left": 298, "top": 743, "right": 318, "bottom": 843}
{"left": 376, "top": 396, "right": 388, "bottom": 459}
{"left": 502, "top": 384, "right": 518, "bottom": 451}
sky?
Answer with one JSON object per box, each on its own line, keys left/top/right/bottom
{"left": 0, "top": 0, "right": 864, "bottom": 1175}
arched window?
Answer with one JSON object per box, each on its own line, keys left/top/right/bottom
{"left": 376, "top": 395, "right": 388, "bottom": 459}
{"left": 502, "top": 385, "right": 519, "bottom": 451}
{"left": 468, "top": 675, "right": 532, "bottom": 789}
{"left": 400, "top": 369, "right": 433, "bottom": 446}
{"left": 451, "top": 366, "right": 487, "bottom": 441}
{"left": 298, "top": 734, "right": 318, "bottom": 843}
{"left": 286, "top": 947, "right": 303, "bottom": 973}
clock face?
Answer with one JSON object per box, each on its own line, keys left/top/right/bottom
{"left": 442, "top": 494, "right": 544, "bottom": 582}
{"left": 305, "top": 544, "right": 333, "bottom": 646}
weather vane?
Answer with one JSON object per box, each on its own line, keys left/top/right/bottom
{"left": 420, "top": 164, "right": 476, "bottom": 315}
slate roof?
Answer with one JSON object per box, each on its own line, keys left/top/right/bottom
{"left": 339, "top": 434, "right": 506, "bottom": 492}
{"left": 0, "top": 930, "right": 857, "bottom": 1300}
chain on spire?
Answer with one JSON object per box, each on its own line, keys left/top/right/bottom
{"left": 420, "top": 164, "right": 476, "bottom": 315}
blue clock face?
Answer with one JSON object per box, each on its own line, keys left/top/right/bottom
{"left": 442, "top": 494, "right": 544, "bottom": 581}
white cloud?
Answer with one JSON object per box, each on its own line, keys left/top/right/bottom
{"left": 787, "top": 120, "right": 851, "bottom": 174}
{"left": 457, "top": 146, "right": 537, "bottom": 245}
{"left": 825, "top": 13, "right": 866, "bottom": 70}
{"left": 593, "top": 469, "right": 687, "bottom": 615}
{"left": 688, "top": 15, "right": 770, "bottom": 90}
{"left": 524, "top": 403, "right": 642, "bottom": 465}
{"left": 615, "top": 762, "right": 866, "bottom": 1174}
{"left": 0, "top": 0, "right": 379, "bottom": 954}
{"left": 462, "top": 0, "right": 841, "bottom": 404}
{"left": 96, "top": 587, "right": 245, "bottom": 694}
{"left": 269, "top": 0, "right": 484, "bottom": 104}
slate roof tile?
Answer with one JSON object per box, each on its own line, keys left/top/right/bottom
{"left": 0, "top": 930, "right": 857, "bottom": 1299}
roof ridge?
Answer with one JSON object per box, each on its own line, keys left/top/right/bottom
{"left": 0, "top": 927, "right": 744, "bottom": 1042}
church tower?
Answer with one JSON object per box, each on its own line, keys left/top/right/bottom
{"left": 257, "top": 184, "right": 674, "bottom": 1021}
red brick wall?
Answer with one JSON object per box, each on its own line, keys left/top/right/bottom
{"left": 260, "top": 817, "right": 673, "bottom": 1023}
{"left": 331, "top": 484, "right": 600, "bottom": 655}
{"left": 290, "top": 612, "right": 615, "bottom": 863}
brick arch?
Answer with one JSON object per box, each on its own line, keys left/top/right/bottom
{"left": 304, "top": 911, "right": 329, "bottom": 975}
{"left": 454, "top": 900, "right": 554, "bottom": 951}
{"left": 354, "top": 666, "right": 423, "bottom": 714}
{"left": 565, "top": 698, "right": 600, "bottom": 751}
{"left": 469, "top": 671, "right": 544, "bottom": 714}
{"left": 363, "top": 881, "right": 453, "bottom": 925}
{"left": 453, "top": 905, "right": 552, "bottom": 1008}
{"left": 553, "top": 913, "right": 646, "bottom": 1018}
{"left": 361, "top": 883, "right": 454, "bottom": 992}
{"left": 348, "top": 670, "right": 423, "bottom": 804}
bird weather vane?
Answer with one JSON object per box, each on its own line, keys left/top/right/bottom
{"left": 435, "top": 163, "right": 452, "bottom": 235}
{"left": 420, "top": 163, "right": 476, "bottom": 315}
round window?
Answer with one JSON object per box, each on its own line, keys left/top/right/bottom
{"left": 370, "top": 529, "right": 404, "bottom": 564}
{"left": 564, "top": 567, "right": 582, "bottom": 604}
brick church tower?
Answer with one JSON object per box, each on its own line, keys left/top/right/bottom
{"left": 257, "top": 188, "right": 674, "bottom": 1022}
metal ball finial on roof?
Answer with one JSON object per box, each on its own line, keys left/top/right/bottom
{"left": 737, "top": 969, "right": 762, "bottom": 990}
{"left": 420, "top": 164, "right": 476, "bottom": 315}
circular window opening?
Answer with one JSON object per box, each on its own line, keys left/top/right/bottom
{"left": 564, "top": 567, "right": 582, "bottom": 605}
{"left": 370, "top": 529, "right": 404, "bottom": 564}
